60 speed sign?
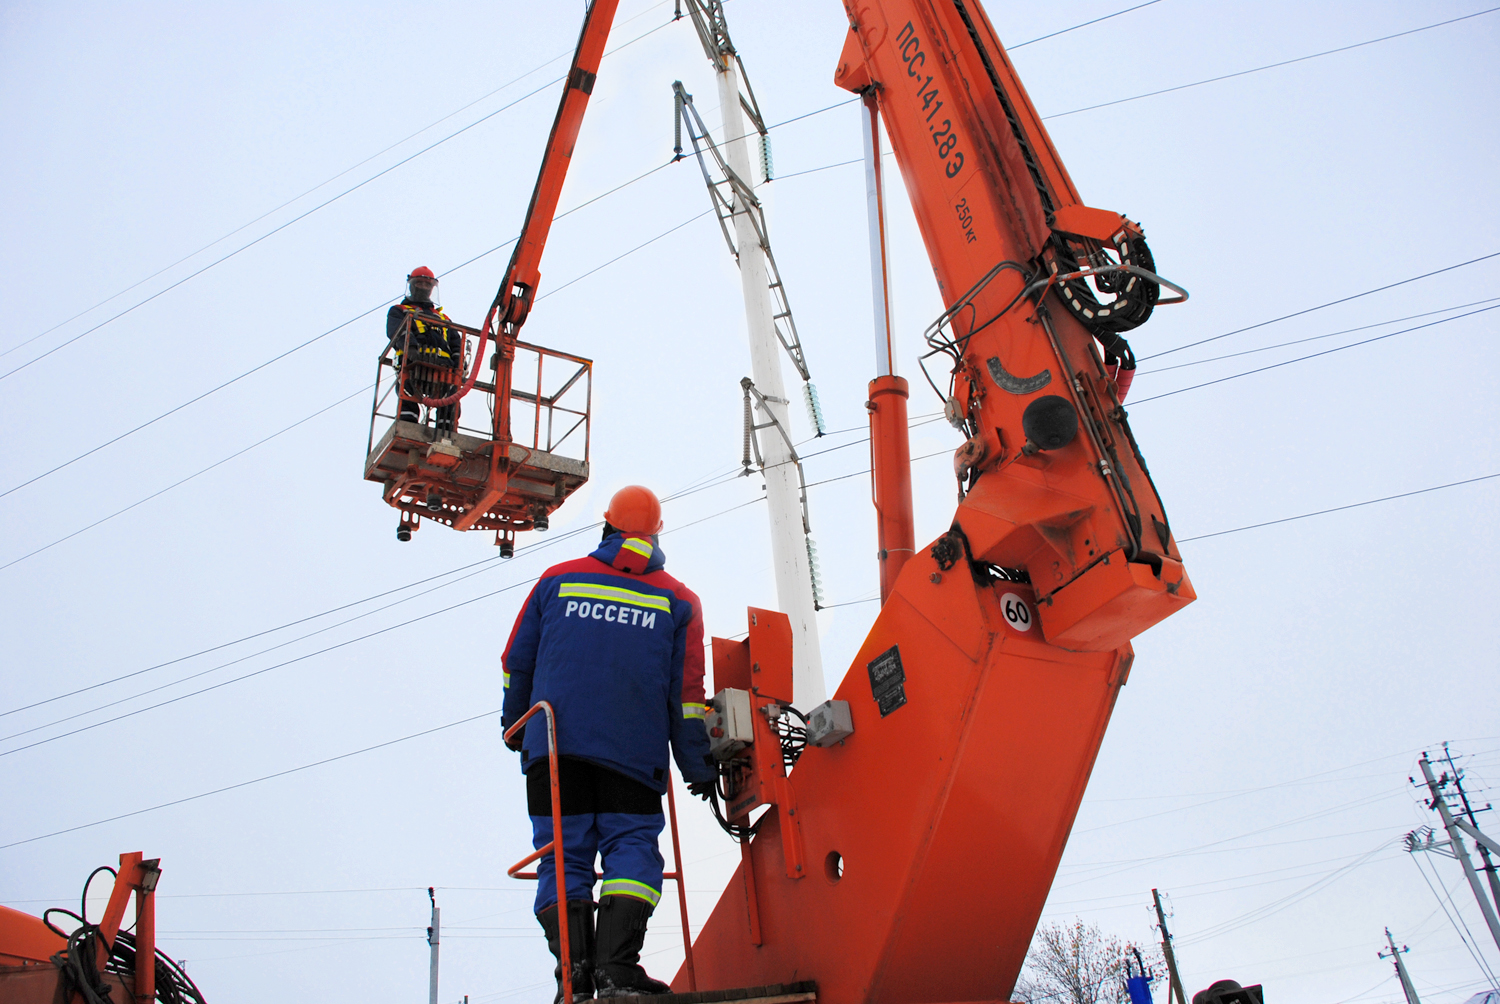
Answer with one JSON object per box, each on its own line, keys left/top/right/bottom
{"left": 1000, "top": 592, "right": 1034, "bottom": 633}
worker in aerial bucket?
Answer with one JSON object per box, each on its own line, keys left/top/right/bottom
{"left": 386, "top": 266, "right": 462, "bottom": 435}
{"left": 501, "top": 485, "right": 717, "bottom": 1000}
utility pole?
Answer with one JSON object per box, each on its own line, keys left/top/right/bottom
{"left": 1153, "top": 889, "right": 1188, "bottom": 1004}
{"left": 427, "top": 887, "right": 440, "bottom": 1004}
{"left": 675, "top": 0, "right": 825, "bottom": 705}
{"left": 1379, "top": 927, "right": 1421, "bottom": 1004}
{"left": 1441, "top": 743, "right": 1500, "bottom": 915}
{"left": 1418, "top": 752, "right": 1500, "bottom": 955}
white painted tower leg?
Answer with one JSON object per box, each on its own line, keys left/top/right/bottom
{"left": 715, "top": 60, "right": 826, "bottom": 707}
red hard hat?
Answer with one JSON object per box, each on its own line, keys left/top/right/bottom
{"left": 409, "top": 266, "right": 436, "bottom": 279}
{"left": 605, "top": 485, "right": 663, "bottom": 535}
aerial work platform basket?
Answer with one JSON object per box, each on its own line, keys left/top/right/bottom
{"left": 365, "top": 313, "right": 591, "bottom": 549}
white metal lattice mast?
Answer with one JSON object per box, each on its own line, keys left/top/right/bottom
{"left": 676, "top": 0, "right": 825, "bottom": 705}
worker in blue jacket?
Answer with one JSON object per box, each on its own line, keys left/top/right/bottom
{"left": 502, "top": 485, "right": 717, "bottom": 1000}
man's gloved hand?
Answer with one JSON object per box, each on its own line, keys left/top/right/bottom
{"left": 687, "top": 780, "right": 716, "bottom": 801}
{"left": 504, "top": 729, "right": 524, "bottom": 753}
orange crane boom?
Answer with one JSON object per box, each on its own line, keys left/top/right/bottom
{"left": 680, "top": 1, "right": 1194, "bottom": 999}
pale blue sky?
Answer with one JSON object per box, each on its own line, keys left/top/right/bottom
{"left": 1, "top": 1, "right": 1497, "bottom": 1002}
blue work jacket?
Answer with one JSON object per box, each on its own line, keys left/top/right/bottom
{"left": 501, "top": 534, "right": 716, "bottom": 792}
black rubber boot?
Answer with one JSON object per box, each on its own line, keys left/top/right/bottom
{"left": 537, "top": 900, "right": 596, "bottom": 1002}
{"left": 593, "top": 895, "right": 670, "bottom": 996}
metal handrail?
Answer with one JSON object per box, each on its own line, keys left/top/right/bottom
{"left": 369, "top": 324, "right": 593, "bottom": 462}
{"left": 504, "top": 701, "right": 573, "bottom": 1001}
{"left": 504, "top": 701, "right": 697, "bottom": 993}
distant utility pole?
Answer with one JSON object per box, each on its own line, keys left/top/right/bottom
{"left": 1153, "top": 888, "right": 1188, "bottom": 1004}
{"left": 427, "top": 887, "right": 440, "bottom": 1004}
{"left": 1416, "top": 751, "right": 1500, "bottom": 954}
{"left": 1379, "top": 927, "right": 1421, "bottom": 1004}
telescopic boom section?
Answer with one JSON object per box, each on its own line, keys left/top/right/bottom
{"left": 495, "top": 0, "right": 622, "bottom": 336}
{"left": 834, "top": 0, "right": 1193, "bottom": 645}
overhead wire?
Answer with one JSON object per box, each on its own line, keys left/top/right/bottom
{"left": 1129, "top": 302, "right": 1500, "bottom": 405}
{"left": 0, "top": 405, "right": 942, "bottom": 726}
{"left": 1172, "top": 837, "right": 1398, "bottom": 947}
{"left": 0, "top": 385, "right": 372, "bottom": 573}
{"left": 6, "top": 471, "right": 1495, "bottom": 852}
{"left": 1142, "top": 252, "right": 1500, "bottom": 362}
{"left": 1008, "top": 0, "right": 1163, "bottom": 49}
{"left": 0, "top": 522, "right": 604, "bottom": 754}
{"left": 1176, "top": 473, "right": 1500, "bottom": 543}
{"left": 0, "top": 12, "right": 679, "bottom": 380}
{"left": 0, "top": 0, "right": 677, "bottom": 363}
{"left": 7, "top": 6, "right": 1488, "bottom": 509}
{"left": 1409, "top": 850, "right": 1500, "bottom": 989}
{"left": 1143, "top": 297, "right": 1500, "bottom": 374}
{"left": 0, "top": 440, "right": 943, "bottom": 760}
{"left": 0, "top": 708, "right": 503, "bottom": 850}
{"left": 1041, "top": 7, "right": 1500, "bottom": 120}
{"left": 11, "top": 7, "right": 1500, "bottom": 858}
{"left": 0, "top": 158, "right": 683, "bottom": 563}
{"left": 0, "top": 96, "right": 862, "bottom": 506}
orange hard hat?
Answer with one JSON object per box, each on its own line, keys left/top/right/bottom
{"left": 605, "top": 485, "right": 663, "bottom": 535}
{"left": 409, "top": 266, "right": 436, "bottom": 279}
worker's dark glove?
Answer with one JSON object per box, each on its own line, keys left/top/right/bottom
{"left": 687, "top": 780, "right": 716, "bottom": 801}
{"left": 503, "top": 730, "right": 524, "bottom": 753}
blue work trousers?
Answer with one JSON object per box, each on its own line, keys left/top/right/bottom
{"left": 527, "top": 757, "right": 665, "bottom": 914}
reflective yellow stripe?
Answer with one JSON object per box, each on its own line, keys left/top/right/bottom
{"left": 682, "top": 703, "right": 707, "bottom": 719}
{"left": 558, "top": 582, "right": 670, "bottom": 612}
{"left": 503, "top": 671, "right": 511, "bottom": 689}
{"left": 601, "top": 879, "right": 661, "bottom": 906}
{"left": 622, "top": 537, "right": 653, "bottom": 558}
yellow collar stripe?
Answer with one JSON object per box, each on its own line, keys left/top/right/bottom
{"left": 558, "top": 582, "right": 671, "bottom": 612}
{"left": 622, "top": 537, "right": 654, "bottom": 558}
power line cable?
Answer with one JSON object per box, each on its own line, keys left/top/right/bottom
{"left": 1177, "top": 473, "right": 1500, "bottom": 542}
{"left": 1409, "top": 850, "right": 1500, "bottom": 989}
{"left": 0, "top": 14, "right": 678, "bottom": 378}
{"left": 1042, "top": 7, "right": 1500, "bottom": 120}
{"left": 6, "top": 482, "right": 1496, "bottom": 848}
{"left": 0, "top": 579, "right": 536, "bottom": 761}
{"left": 0, "top": 385, "right": 371, "bottom": 573}
{"left": 1130, "top": 302, "right": 1500, "bottom": 404}
{"left": 1143, "top": 297, "right": 1500, "bottom": 374}
{"left": 0, "top": 709, "right": 502, "bottom": 850}
{"left": 0, "top": 549, "right": 502, "bottom": 719}
{"left": 1, "top": 407, "right": 940, "bottom": 720}
{"left": 1142, "top": 252, "right": 1500, "bottom": 362}
{"left": 0, "top": 0, "right": 676, "bottom": 362}
{"left": 0, "top": 159, "right": 683, "bottom": 567}
{"left": 1174, "top": 838, "right": 1397, "bottom": 947}
{"left": 1009, "top": 0, "right": 1163, "bottom": 49}
{"left": 0, "top": 437, "right": 944, "bottom": 748}
{"left": 14, "top": 440, "right": 1488, "bottom": 757}
{"left": 0, "top": 98, "right": 858, "bottom": 504}
{"left": 0, "top": 530, "right": 577, "bottom": 746}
